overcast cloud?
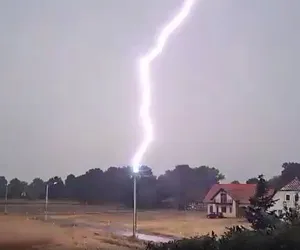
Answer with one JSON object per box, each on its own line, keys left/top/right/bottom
{"left": 0, "top": 0, "right": 299, "bottom": 182}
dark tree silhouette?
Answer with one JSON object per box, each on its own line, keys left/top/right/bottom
{"left": 268, "top": 175, "right": 281, "bottom": 190}
{"left": 9, "top": 178, "right": 27, "bottom": 199}
{"left": 65, "top": 174, "right": 76, "bottom": 199}
{"left": 3, "top": 161, "right": 300, "bottom": 212}
{"left": 156, "top": 165, "right": 224, "bottom": 209}
{"left": 245, "top": 175, "right": 277, "bottom": 230}
{"left": 0, "top": 176, "right": 7, "bottom": 198}
{"left": 47, "top": 176, "right": 65, "bottom": 199}
{"left": 246, "top": 178, "right": 259, "bottom": 184}
{"left": 281, "top": 162, "right": 300, "bottom": 185}
{"left": 26, "top": 178, "right": 45, "bottom": 200}
{"left": 0, "top": 164, "right": 225, "bottom": 209}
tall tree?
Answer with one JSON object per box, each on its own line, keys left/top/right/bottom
{"left": 65, "top": 174, "right": 76, "bottom": 199}
{"left": 246, "top": 178, "right": 259, "bottom": 184}
{"left": 281, "top": 162, "right": 300, "bottom": 185}
{"left": 157, "top": 165, "right": 224, "bottom": 209}
{"left": 1, "top": 163, "right": 226, "bottom": 209}
{"left": 268, "top": 175, "right": 281, "bottom": 190}
{"left": 74, "top": 168, "right": 105, "bottom": 203}
{"left": 0, "top": 176, "right": 7, "bottom": 198}
{"left": 9, "top": 178, "right": 27, "bottom": 198}
{"left": 245, "top": 175, "right": 277, "bottom": 230}
{"left": 103, "top": 166, "right": 132, "bottom": 205}
{"left": 47, "top": 176, "right": 65, "bottom": 199}
{"left": 137, "top": 165, "right": 157, "bottom": 208}
{"left": 26, "top": 178, "right": 45, "bottom": 200}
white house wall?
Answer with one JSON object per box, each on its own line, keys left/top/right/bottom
{"left": 273, "top": 190, "right": 300, "bottom": 212}
{"left": 214, "top": 192, "right": 233, "bottom": 204}
{"left": 207, "top": 192, "right": 237, "bottom": 217}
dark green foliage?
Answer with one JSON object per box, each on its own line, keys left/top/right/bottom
{"left": 145, "top": 223, "right": 300, "bottom": 250}
{"left": 268, "top": 175, "right": 281, "bottom": 190}
{"left": 64, "top": 174, "right": 76, "bottom": 199}
{"left": 8, "top": 178, "right": 27, "bottom": 199}
{"left": 219, "top": 223, "right": 300, "bottom": 250}
{"left": 25, "top": 178, "right": 45, "bottom": 200}
{"left": 268, "top": 162, "right": 300, "bottom": 190}
{"left": 0, "top": 176, "right": 7, "bottom": 198}
{"left": 281, "top": 162, "right": 300, "bottom": 184}
{"left": 245, "top": 174, "right": 278, "bottom": 230}
{"left": 2, "top": 161, "right": 300, "bottom": 208}
{"left": 250, "top": 175, "right": 275, "bottom": 210}
{"left": 281, "top": 206, "right": 300, "bottom": 224}
{"left": 1, "top": 165, "right": 224, "bottom": 208}
{"left": 157, "top": 165, "right": 224, "bottom": 209}
{"left": 145, "top": 234, "right": 218, "bottom": 250}
{"left": 219, "top": 226, "right": 267, "bottom": 250}
{"left": 246, "top": 177, "right": 259, "bottom": 184}
{"left": 47, "top": 176, "right": 65, "bottom": 199}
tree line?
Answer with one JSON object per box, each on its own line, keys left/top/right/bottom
{"left": 246, "top": 162, "right": 300, "bottom": 189}
{"left": 0, "top": 162, "right": 299, "bottom": 208}
{"left": 0, "top": 165, "right": 224, "bottom": 208}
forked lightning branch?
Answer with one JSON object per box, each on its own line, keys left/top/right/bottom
{"left": 131, "top": 0, "right": 197, "bottom": 172}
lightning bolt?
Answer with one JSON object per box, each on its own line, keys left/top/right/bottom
{"left": 131, "top": 0, "right": 197, "bottom": 173}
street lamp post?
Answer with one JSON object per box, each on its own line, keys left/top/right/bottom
{"left": 45, "top": 182, "right": 57, "bottom": 221}
{"left": 4, "top": 184, "right": 8, "bottom": 214}
{"left": 45, "top": 183, "right": 49, "bottom": 221}
{"left": 133, "top": 173, "right": 137, "bottom": 238}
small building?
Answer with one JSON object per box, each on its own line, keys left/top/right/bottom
{"left": 203, "top": 183, "right": 256, "bottom": 218}
{"left": 272, "top": 177, "right": 300, "bottom": 215}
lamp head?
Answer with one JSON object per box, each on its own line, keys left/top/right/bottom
{"left": 132, "top": 164, "right": 140, "bottom": 174}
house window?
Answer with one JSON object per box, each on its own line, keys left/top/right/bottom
{"left": 295, "top": 193, "right": 299, "bottom": 202}
{"left": 286, "top": 194, "right": 290, "bottom": 201}
{"left": 278, "top": 210, "right": 283, "bottom": 216}
{"left": 210, "top": 205, "right": 213, "bottom": 213}
{"left": 229, "top": 207, "right": 232, "bottom": 213}
{"left": 220, "top": 193, "right": 227, "bottom": 203}
{"left": 221, "top": 206, "right": 226, "bottom": 213}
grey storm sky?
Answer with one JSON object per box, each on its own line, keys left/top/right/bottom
{"left": 0, "top": 0, "right": 299, "bottom": 182}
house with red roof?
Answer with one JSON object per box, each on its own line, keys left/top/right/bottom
{"left": 272, "top": 177, "right": 300, "bottom": 215}
{"left": 203, "top": 183, "right": 256, "bottom": 218}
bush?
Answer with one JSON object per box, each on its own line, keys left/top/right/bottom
{"left": 145, "top": 234, "right": 218, "bottom": 250}
{"left": 145, "top": 224, "right": 300, "bottom": 250}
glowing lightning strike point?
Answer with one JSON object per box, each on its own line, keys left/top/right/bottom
{"left": 131, "top": 0, "right": 197, "bottom": 173}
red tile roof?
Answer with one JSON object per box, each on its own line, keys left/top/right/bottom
{"left": 281, "top": 177, "right": 300, "bottom": 191}
{"left": 203, "top": 184, "right": 257, "bottom": 204}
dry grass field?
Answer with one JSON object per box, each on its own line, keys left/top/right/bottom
{"left": 0, "top": 215, "right": 143, "bottom": 250}
{"left": 136, "top": 211, "right": 248, "bottom": 237}
{"left": 51, "top": 210, "right": 248, "bottom": 238}
{"left": 0, "top": 203, "right": 249, "bottom": 249}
